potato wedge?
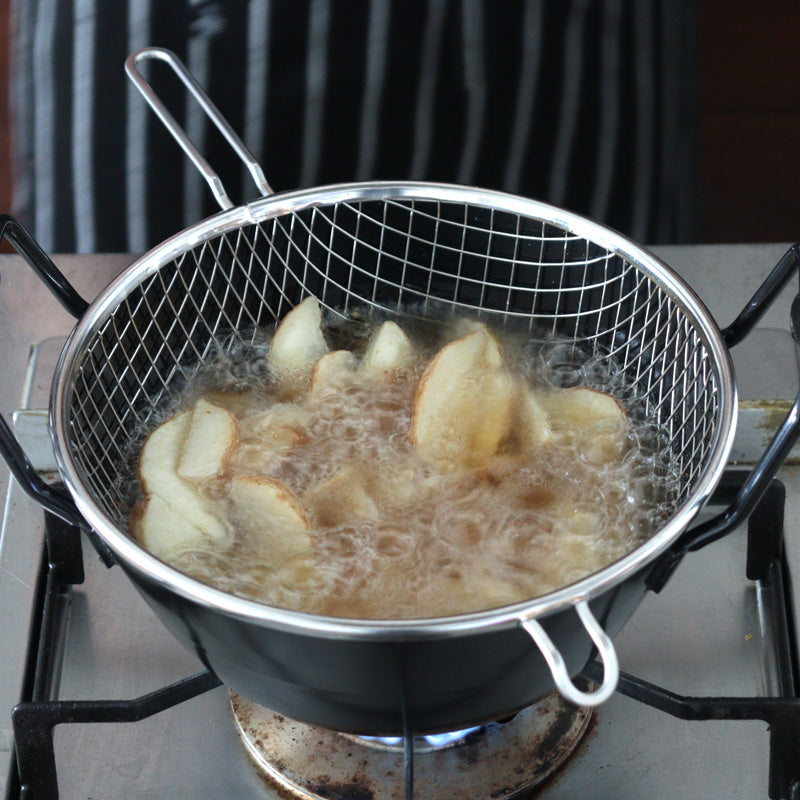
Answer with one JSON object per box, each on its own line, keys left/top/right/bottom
{"left": 228, "top": 475, "right": 313, "bottom": 564}
{"left": 236, "top": 403, "right": 311, "bottom": 473}
{"left": 364, "top": 453, "right": 433, "bottom": 507}
{"left": 309, "top": 350, "right": 358, "bottom": 397}
{"left": 541, "top": 387, "right": 627, "bottom": 464}
{"left": 361, "top": 321, "right": 416, "bottom": 380}
{"left": 177, "top": 399, "right": 238, "bottom": 482}
{"left": 554, "top": 509, "right": 605, "bottom": 579}
{"left": 138, "top": 410, "right": 192, "bottom": 495}
{"left": 135, "top": 411, "right": 229, "bottom": 555}
{"left": 131, "top": 495, "right": 223, "bottom": 559}
{"left": 267, "top": 296, "right": 329, "bottom": 394}
{"left": 450, "top": 316, "right": 487, "bottom": 340}
{"left": 516, "top": 387, "right": 552, "bottom": 448}
{"left": 472, "top": 368, "right": 517, "bottom": 458}
{"left": 542, "top": 387, "right": 626, "bottom": 430}
{"left": 240, "top": 402, "right": 311, "bottom": 443}
{"left": 409, "top": 327, "right": 514, "bottom": 468}
{"left": 306, "top": 466, "right": 380, "bottom": 527}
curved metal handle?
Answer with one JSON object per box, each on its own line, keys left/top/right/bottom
{"left": 0, "top": 215, "right": 89, "bottom": 528}
{"left": 648, "top": 275, "right": 800, "bottom": 592}
{"left": 0, "top": 415, "right": 85, "bottom": 528}
{"left": 0, "top": 215, "right": 89, "bottom": 318}
{"left": 520, "top": 600, "right": 619, "bottom": 707}
{"left": 722, "top": 242, "right": 800, "bottom": 348}
{"left": 125, "top": 47, "right": 273, "bottom": 211}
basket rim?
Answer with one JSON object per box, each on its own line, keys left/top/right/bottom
{"left": 49, "top": 180, "right": 738, "bottom": 637}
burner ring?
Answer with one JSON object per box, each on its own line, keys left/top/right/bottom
{"left": 230, "top": 689, "right": 593, "bottom": 799}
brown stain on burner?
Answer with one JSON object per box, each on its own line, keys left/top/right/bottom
{"left": 308, "top": 782, "right": 374, "bottom": 800}
{"left": 452, "top": 726, "right": 492, "bottom": 765}
{"left": 248, "top": 760, "right": 298, "bottom": 800}
{"left": 744, "top": 400, "right": 794, "bottom": 437}
{"left": 528, "top": 711, "right": 599, "bottom": 798}
{"left": 230, "top": 689, "right": 594, "bottom": 800}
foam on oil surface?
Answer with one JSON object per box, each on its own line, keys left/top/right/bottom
{"left": 130, "top": 314, "right": 680, "bottom": 619}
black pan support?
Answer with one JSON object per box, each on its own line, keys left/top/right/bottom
{"left": 9, "top": 515, "right": 221, "bottom": 800}
{"left": 8, "top": 510, "right": 221, "bottom": 800}
{"left": 585, "top": 475, "right": 800, "bottom": 800}
{"left": 10, "top": 476, "right": 798, "bottom": 800}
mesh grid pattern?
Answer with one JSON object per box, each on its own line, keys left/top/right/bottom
{"left": 64, "top": 196, "right": 722, "bottom": 529}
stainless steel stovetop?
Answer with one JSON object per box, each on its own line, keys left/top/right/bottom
{"left": 2, "top": 245, "right": 799, "bottom": 799}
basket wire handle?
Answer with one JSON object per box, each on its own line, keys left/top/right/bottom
{"left": 124, "top": 47, "right": 273, "bottom": 210}
{"left": 520, "top": 600, "right": 619, "bottom": 707}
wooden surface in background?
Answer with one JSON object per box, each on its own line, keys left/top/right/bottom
{"left": 699, "top": 0, "right": 800, "bottom": 242}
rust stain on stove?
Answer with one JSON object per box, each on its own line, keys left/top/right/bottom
{"left": 230, "top": 688, "right": 594, "bottom": 800}
{"left": 453, "top": 726, "right": 491, "bottom": 764}
{"left": 308, "top": 781, "right": 374, "bottom": 800}
{"left": 529, "top": 711, "right": 598, "bottom": 797}
{"left": 738, "top": 400, "right": 800, "bottom": 464}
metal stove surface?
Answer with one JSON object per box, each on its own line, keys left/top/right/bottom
{"left": 2, "top": 244, "right": 799, "bottom": 799}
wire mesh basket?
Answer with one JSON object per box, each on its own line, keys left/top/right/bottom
{"left": 62, "top": 183, "right": 728, "bottom": 539}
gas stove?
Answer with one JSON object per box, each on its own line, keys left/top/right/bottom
{"left": 2, "top": 245, "right": 800, "bottom": 799}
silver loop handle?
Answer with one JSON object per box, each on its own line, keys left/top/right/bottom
{"left": 520, "top": 600, "right": 619, "bottom": 707}
{"left": 124, "top": 47, "right": 273, "bottom": 211}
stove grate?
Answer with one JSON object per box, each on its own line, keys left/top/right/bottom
{"left": 584, "top": 477, "right": 800, "bottom": 800}
{"left": 8, "top": 476, "right": 800, "bottom": 800}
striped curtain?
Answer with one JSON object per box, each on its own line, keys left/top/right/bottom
{"left": 9, "top": 0, "right": 699, "bottom": 253}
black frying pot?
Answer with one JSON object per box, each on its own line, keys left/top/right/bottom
{"left": 2, "top": 48, "right": 800, "bottom": 735}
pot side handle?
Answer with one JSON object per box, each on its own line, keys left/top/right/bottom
{"left": 721, "top": 242, "right": 800, "bottom": 348}
{"left": 0, "top": 215, "right": 89, "bottom": 318}
{"left": 519, "top": 600, "right": 619, "bottom": 707}
{"left": 125, "top": 47, "right": 273, "bottom": 211}
{"left": 0, "top": 215, "right": 89, "bottom": 530}
{"left": 648, "top": 244, "right": 800, "bottom": 593}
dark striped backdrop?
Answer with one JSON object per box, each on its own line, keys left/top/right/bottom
{"left": 9, "top": 0, "right": 698, "bottom": 254}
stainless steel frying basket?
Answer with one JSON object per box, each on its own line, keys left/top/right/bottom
{"left": 58, "top": 179, "right": 732, "bottom": 533}
{"left": 53, "top": 49, "right": 735, "bottom": 627}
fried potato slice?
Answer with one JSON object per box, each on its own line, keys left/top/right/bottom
{"left": 242, "top": 402, "right": 312, "bottom": 437}
{"left": 239, "top": 403, "right": 311, "bottom": 449}
{"left": 130, "top": 495, "right": 219, "bottom": 559}
{"left": 138, "top": 410, "right": 192, "bottom": 495}
{"left": 361, "top": 320, "right": 416, "bottom": 380}
{"left": 133, "top": 410, "right": 229, "bottom": 557}
{"left": 363, "top": 452, "right": 434, "bottom": 508}
{"left": 471, "top": 368, "right": 517, "bottom": 458}
{"left": 177, "top": 399, "right": 238, "bottom": 482}
{"left": 409, "top": 326, "right": 514, "bottom": 469}
{"left": 228, "top": 474, "right": 313, "bottom": 564}
{"left": 554, "top": 509, "right": 605, "bottom": 580}
{"left": 516, "top": 386, "right": 552, "bottom": 449}
{"left": 309, "top": 350, "right": 358, "bottom": 398}
{"left": 542, "top": 387, "right": 625, "bottom": 429}
{"left": 236, "top": 402, "right": 312, "bottom": 473}
{"left": 267, "top": 296, "right": 329, "bottom": 395}
{"left": 450, "top": 316, "right": 487, "bottom": 340}
{"left": 542, "top": 387, "right": 628, "bottom": 464}
{"left": 306, "top": 466, "right": 380, "bottom": 527}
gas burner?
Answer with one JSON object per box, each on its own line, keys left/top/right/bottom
{"left": 230, "top": 690, "right": 593, "bottom": 799}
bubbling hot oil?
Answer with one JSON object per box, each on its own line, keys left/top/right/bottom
{"left": 134, "top": 315, "right": 681, "bottom": 619}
